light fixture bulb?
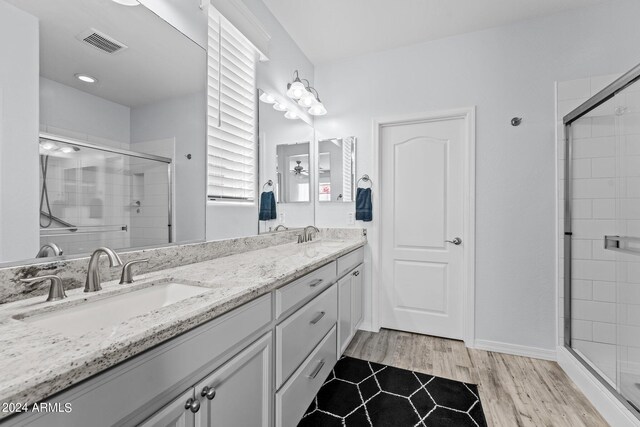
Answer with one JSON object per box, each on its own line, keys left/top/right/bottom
{"left": 259, "top": 92, "right": 276, "bottom": 104}
{"left": 75, "top": 74, "right": 97, "bottom": 84}
{"left": 287, "top": 81, "right": 306, "bottom": 100}
{"left": 273, "top": 102, "right": 287, "bottom": 111}
{"left": 284, "top": 110, "right": 298, "bottom": 120}
{"left": 40, "top": 141, "right": 57, "bottom": 150}
{"left": 111, "top": 0, "right": 139, "bottom": 5}
{"left": 308, "top": 102, "right": 327, "bottom": 116}
{"left": 298, "top": 91, "right": 317, "bottom": 108}
{"left": 60, "top": 146, "right": 75, "bottom": 154}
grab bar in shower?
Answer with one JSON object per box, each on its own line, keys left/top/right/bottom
{"left": 604, "top": 235, "right": 640, "bottom": 255}
{"left": 40, "top": 225, "right": 128, "bottom": 236}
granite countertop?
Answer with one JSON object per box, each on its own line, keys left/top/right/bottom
{"left": 0, "top": 237, "right": 365, "bottom": 415}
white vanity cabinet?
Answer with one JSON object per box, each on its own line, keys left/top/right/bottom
{"left": 138, "top": 389, "right": 197, "bottom": 427}
{"left": 141, "top": 333, "right": 273, "bottom": 427}
{"left": 338, "top": 263, "right": 364, "bottom": 354}
{"left": 193, "top": 333, "right": 272, "bottom": 427}
{"left": 4, "top": 245, "right": 366, "bottom": 427}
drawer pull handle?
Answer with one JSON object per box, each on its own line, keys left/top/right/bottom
{"left": 308, "top": 359, "right": 325, "bottom": 379}
{"left": 310, "top": 311, "right": 326, "bottom": 325}
{"left": 352, "top": 270, "right": 360, "bottom": 276}
{"left": 185, "top": 398, "right": 201, "bottom": 413}
{"left": 308, "top": 279, "right": 323, "bottom": 288}
{"left": 201, "top": 386, "right": 216, "bottom": 400}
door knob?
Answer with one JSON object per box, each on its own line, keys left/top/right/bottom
{"left": 445, "top": 237, "right": 462, "bottom": 245}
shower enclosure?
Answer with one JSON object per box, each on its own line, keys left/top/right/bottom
{"left": 38, "top": 133, "right": 172, "bottom": 257}
{"left": 564, "top": 64, "right": 640, "bottom": 417}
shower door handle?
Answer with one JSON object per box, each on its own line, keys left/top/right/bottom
{"left": 604, "top": 235, "right": 640, "bottom": 255}
{"left": 446, "top": 237, "right": 462, "bottom": 245}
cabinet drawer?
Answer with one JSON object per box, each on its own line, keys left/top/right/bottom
{"left": 275, "top": 261, "right": 337, "bottom": 318}
{"left": 276, "top": 284, "right": 337, "bottom": 388}
{"left": 276, "top": 326, "right": 337, "bottom": 427}
{"left": 337, "top": 247, "right": 364, "bottom": 278}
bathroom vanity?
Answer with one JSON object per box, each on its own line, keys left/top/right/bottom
{"left": 0, "top": 238, "right": 365, "bottom": 427}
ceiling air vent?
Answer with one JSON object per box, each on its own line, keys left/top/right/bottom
{"left": 76, "top": 29, "right": 128, "bottom": 54}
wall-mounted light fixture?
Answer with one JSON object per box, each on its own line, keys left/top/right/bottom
{"left": 259, "top": 92, "right": 276, "bottom": 104}
{"left": 287, "top": 70, "right": 327, "bottom": 116}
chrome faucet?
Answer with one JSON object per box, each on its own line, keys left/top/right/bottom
{"left": 35, "top": 242, "right": 63, "bottom": 258}
{"left": 119, "top": 258, "right": 149, "bottom": 284}
{"left": 300, "top": 225, "right": 320, "bottom": 243}
{"left": 21, "top": 275, "right": 66, "bottom": 302}
{"left": 274, "top": 225, "right": 289, "bottom": 232}
{"left": 85, "top": 247, "right": 123, "bottom": 292}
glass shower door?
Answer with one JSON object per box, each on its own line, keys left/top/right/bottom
{"left": 569, "top": 101, "right": 618, "bottom": 388}
{"left": 39, "top": 136, "right": 171, "bottom": 257}
{"left": 568, "top": 76, "right": 640, "bottom": 413}
{"left": 614, "top": 78, "right": 640, "bottom": 411}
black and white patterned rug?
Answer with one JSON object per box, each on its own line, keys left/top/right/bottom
{"left": 298, "top": 356, "right": 488, "bottom": 427}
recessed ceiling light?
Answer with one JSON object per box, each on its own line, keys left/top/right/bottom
{"left": 75, "top": 74, "right": 98, "bottom": 84}
{"left": 111, "top": 0, "right": 139, "bottom": 5}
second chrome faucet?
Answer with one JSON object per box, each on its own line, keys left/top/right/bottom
{"left": 85, "top": 247, "right": 123, "bottom": 292}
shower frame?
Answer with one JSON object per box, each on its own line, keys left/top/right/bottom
{"left": 39, "top": 132, "right": 173, "bottom": 244}
{"left": 563, "top": 63, "right": 640, "bottom": 419}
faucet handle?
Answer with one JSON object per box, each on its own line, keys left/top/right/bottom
{"left": 119, "top": 258, "right": 150, "bottom": 284}
{"left": 21, "top": 275, "right": 66, "bottom": 302}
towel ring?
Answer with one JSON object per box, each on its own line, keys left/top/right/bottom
{"left": 357, "top": 174, "right": 373, "bottom": 188}
{"left": 262, "top": 180, "right": 274, "bottom": 190}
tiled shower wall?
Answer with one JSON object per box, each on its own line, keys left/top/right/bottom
{"left": 129, "top": 138, "right": 174, "bottom": 248}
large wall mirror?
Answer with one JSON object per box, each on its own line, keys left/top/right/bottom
{"left": 318, "top": 137, "right": 356, "bottom": 203}
{"left": 0, "top": 0, "right": 206, "bottom": 265}
{"left": 258, "top": 90, "right": 315, "bottom": 233}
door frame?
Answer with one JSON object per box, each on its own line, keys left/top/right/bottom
{"left": 371, "top": 107, "right": 476, "bottom": 347}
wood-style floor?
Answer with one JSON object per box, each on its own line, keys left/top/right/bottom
{"left": 344, "top": 329, "right": 609, "bottom": 427}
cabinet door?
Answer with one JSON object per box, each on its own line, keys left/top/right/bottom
{"left": 351, "top": 263, "right": 364, "bottom": 333}
{"left": 194, "top": 333, "right": 272, "bottom": 427}
{"left": 338, "top": 275, "right": 352, "bottom": 355}
{"left": 139, "top": 389, "right": 195, "bottom": 427}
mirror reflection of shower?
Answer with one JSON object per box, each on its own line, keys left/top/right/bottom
{"left": 37, "top": 135, "right": 172, "bottom": 257}
{"left": 39, "top": 139, "right": 80, "bottom": 230}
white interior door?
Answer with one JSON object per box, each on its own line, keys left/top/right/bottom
{"left": 380, "top": 117, "right": 465, "bottom": 339}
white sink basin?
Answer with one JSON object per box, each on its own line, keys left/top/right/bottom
{"left": 313, "top": 239, "right": 346, "bottom": 247}
{"left": 19, "top": 283, "right": 209, "bottom": 337}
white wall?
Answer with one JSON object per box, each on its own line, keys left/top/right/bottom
{"left": 131, "top": 92, "right": 206, "bottom": 244}
{"left": 0, "top": 0, "right": 39, "bottom": 262}
{"left": 205, "top": 0, "right": 315, "bottom": 241}
{"left": 314, "top": 0, "right": 640, "bottom": 352}
{"left": 40, "top": 77, "right": 131, "bottom": 146}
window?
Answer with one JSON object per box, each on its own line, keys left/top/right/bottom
{"left": 207, "top": 7, "right": 259, "bottom": 202}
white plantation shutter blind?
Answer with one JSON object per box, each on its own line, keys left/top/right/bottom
{"left": 342, "top": 137, "right": 354, "bottom": 202}
{"left": 207, "top": 8, "right": 258, "bottom": 201}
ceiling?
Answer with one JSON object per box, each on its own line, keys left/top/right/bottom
{"left": 262, "top": 0, "right": 606, "bottom": 64}
{"left": 8, "top": 0, "right": 205, "bottom": 108}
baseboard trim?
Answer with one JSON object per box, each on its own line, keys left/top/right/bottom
{"left": 357, "top": 321, "right": 377, "bottom": 333}
{"left": 473, "top": 339, "right": 557, "bottom": 361}
{"left": 557, "top": 346, "right": 640, "bottom": 427}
